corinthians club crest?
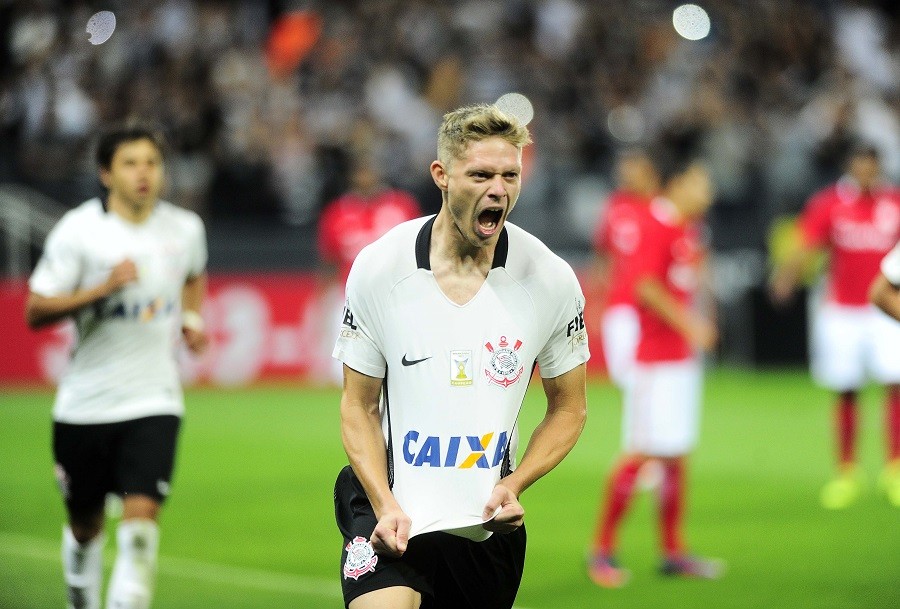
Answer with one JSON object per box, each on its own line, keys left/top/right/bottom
{"left": 484, "top": 335, "right": 524, "bottom": 388}
{"left": 343, "top": 536, "right": 378, "bottom": 580}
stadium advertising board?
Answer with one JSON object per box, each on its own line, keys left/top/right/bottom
{"left": 1, "top": 273, "right": 606, "bottom": 385}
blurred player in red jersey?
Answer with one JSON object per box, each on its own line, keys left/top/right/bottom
{"left": 770, "top": 144, "right": 900, "bottom": 509}
{"left": 318, "top": 154, "right": 422, "bottom": 285}
{"left": 589, "top": 154, "right": 723, "bottom": 588}
{"left": 591, "top": 148, "right": 660, "bottom": 389}
{"left": 316, "top": 153, "right": 422, "bottom": 383}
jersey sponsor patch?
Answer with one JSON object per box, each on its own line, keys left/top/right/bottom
{"left": 340, "top": 300, "right": 360, "bottom": 339}
{"left": 343, "top": 536, "right": 378, "bottom": 580}
{"left": 484, "top": 336, "right": 524, "bottom": 388}
{"left": 566, "top": 299, "right": 587, "bottom": 352}
{"left": 402, "top": 430, "right": 509, "bottom": 468}
{"left": 450, "top": 350, "right": 473, "bottom": 386}
{"left": 341, "top": 302, "right": 358, "bottom": 329}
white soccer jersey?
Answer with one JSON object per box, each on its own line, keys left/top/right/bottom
{"left": 29, "top": 198, "right": 207, "bottom": 424}
{"left": 883, "top": 241, "right": 900, "bottom": 286}
{"left": 333, "top": 216, "right": 589, "bottom": 541}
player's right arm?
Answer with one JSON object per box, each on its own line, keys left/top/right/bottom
{"left": 769, "top": 191, "right": 830, "bottom": 305}
{"left": 26, "top": 259, "right": 137, "bottom": 329}
{"left": 769, "top": 244, "right": 817, "bottom": 305}
{"left": 870, "top": 242, "right": 900, "bottom": 322}
{"left": 870, "top": 273, "right": 900, "bottom": 322}
{"left": 340, "top": 365, "right": 410, "bottom": 557}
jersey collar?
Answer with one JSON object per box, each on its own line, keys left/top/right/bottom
{"left": 415, "top": 215, "right": 509, "bottom": 270}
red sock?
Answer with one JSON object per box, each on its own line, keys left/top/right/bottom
{"left": 659, "top": 459, "right": 685, "bottom": 557}
{"left": 887, "top": 387, "right": 900, "bottom": 462}
{"left": 594, "top": 458, "right": 642, "bottom": 555}
{"left": 836, "top": 392, "right": 858, "bottom": 466}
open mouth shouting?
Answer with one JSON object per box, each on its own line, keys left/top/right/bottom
{"left": 476, "top": 207, "right": 504, "bottom": 238}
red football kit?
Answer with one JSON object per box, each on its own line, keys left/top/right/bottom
{"left": 798, "top": 178, "right": 900, "bottom": 306}
{"left": 317, "top": 189, "right": 421, "bottom": 282}
{"left": 594, "top": 190, "right": 653, "bottom": 307}
{"left": 633, "top": 199, "right": 706, "bottom": 363}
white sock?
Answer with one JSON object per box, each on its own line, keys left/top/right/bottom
{"left": 62, "top": 525, "right": 104, "bottom": 609}
{"left": 105, "top": 519, "right": 159, "bottom": 609}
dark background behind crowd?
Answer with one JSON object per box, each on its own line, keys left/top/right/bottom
{"left": 2, "top": 0, "right": 899, "bottom": 363}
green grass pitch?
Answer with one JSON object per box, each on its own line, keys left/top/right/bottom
{"left": 1, "top": 368, "right": 898, "bottom": 608}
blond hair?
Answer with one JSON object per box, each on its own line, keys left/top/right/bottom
{"left": 437, "top": 104, "right": 532, "bottom": 164}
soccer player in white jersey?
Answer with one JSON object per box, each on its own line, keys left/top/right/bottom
{"left": 26, "top": 124, "right": 208, "bottom": 609}
{"left": 870, "top": 240, "right": 900, "bottom": 505}
{"left": 332, "top": 104, "right": 589, "bottom": 609}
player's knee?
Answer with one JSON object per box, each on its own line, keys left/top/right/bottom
{"left": 121, "top": 495, "right": 161, "bottom": 521}
{"left": 69, "top": 512, "right": 104, "bottom": 544}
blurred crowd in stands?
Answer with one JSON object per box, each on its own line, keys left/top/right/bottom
{"left": 1, "top": 0, "right": 898, "bottom": 253}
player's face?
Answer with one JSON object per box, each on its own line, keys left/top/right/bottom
{"left": 676, "top": 163, "right": 714, "bottom": 219}
{"left": 848, "top": 154, "right": 880, "bottom": 190}
{"left": 616, "top": 154, "right": 658, "bottom": 196}
{"left": 101, "top": 138, "right": 164, "bottom": 209}
{"left": 435, "top": 137, "right": 522, "bottom": 248}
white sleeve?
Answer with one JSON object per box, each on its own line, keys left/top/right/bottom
{"left": 882, "top": 241, "right": 900, "bottom": 287}
{"left": 331, "top": 254, "right": 387, "bottom": 378}
{"left": 188, "top": 214, "right": 208, "bottom": 277}
{"left": 536, "top": 261, "right": 591, "bottom": 378}
{"left": 28, "top": 216, "right": 82, "bottom": 296}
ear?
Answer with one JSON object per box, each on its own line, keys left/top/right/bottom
{"left": 430, "top": 160, "right": 448, "bottom": 191}
{"left": 99, "top": 168, "right": 111, "bottom": 189}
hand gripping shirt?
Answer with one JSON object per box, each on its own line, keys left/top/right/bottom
{"left": 29, "top": 198, "right": 207, "bottom": 424}
{"left": 333, "top": 216, "right": 589, "bottom": 541}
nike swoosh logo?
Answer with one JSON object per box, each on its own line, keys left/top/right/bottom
{"left": 401, "top": 354, "right": 432, "bottom": 366}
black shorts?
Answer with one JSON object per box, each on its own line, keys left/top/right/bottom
{"left": 334, "top": 465, "right": 526, "bottom": 609}
{"left": 52, "top": 415, "right": 181, "bottom": 516}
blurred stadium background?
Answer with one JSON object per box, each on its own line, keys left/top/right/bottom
{"left": 1, "top": 1, "right": 898, "bottom": 608}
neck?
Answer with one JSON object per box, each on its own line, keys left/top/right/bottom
{"left": 107, "top": 194, "right": 155, "bottom": 224}
{"left": 431, "top": 210, "right": 495, "bottom": 275}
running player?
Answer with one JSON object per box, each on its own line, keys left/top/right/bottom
{"left": 770, "top": 144, "right": 900, "bottom": 509}
{"left": 589, "top": 154, "right": 723, "bottom": 588}
{"left": 332, "top": 104, "right": 589, "bottom": 608}
{"left": 26, "top": 124, "right": 208, "bottom": 609}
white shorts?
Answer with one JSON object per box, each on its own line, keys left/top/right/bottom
{"left": 622, "top": 359, "right": 702, "bottom": 457}
{"left": 601, "top": 305, "right": 639, "bottom": 389}
{"left": 811, "top": 303, "right": 900, "bottom": 391}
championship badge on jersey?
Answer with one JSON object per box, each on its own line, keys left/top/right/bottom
{"left": 343, "top": 536, "right": 378, "bottom": 580}
{"left": 484, "top": 336, "right": 524, "bottom": 388}
{"left": 450, "top": 350, "right": 473, "bottom": 386}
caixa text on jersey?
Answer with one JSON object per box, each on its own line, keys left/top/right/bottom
{"left": 402, "top": 430, "right": 509, "bottom": 469}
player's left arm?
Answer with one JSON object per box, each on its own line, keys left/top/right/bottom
{"left": 181, "top": 272, "right": 208, "bottom": 354}
{"left": 483, "top": 363, "right": 587, "bottom": 533}
{"left": 698, "top": 242, "right": 717, "bottom": 328}
{"left": 870, "top": 273, "right": 900, "bottom": 322}
{"left": 637, "top": 275, "right": 717, "bottom": 352}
